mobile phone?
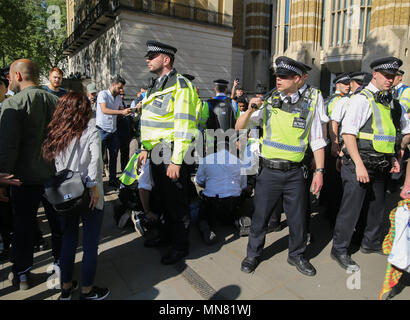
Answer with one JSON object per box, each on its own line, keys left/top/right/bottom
{"left": 235, "top": 78, "right": 240, "bottom": 82}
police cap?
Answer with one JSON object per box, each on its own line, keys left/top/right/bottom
{"left": 213, "top": 79, "right": 229, "bottom": 85}
{"left": 370, "top": 57, "right": 403, "bottom": 75}
{"left": 333, "top": 73, "right": 351, "bottom": 84}
{"left": 349, "top": 71, "right": 370, "bottom": 83}
{"left": 145, "top": 40, "right": 177, "bottom": 57}
{"left": 397, "top": 70, "right": 405, "bottom": 76}
{"left": 275, "top": 56, "right": 311, "bottom": 77}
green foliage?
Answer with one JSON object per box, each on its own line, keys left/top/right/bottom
{"left": 0, "top": 0, "right": 67, "bottom": 77}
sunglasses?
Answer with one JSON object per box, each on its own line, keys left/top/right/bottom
{"left": 147, "top": 53, "right": 161, "bottom": 60}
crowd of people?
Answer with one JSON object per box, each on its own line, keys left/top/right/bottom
{"left": 0, "top": 39, "right": 410, "bottom": 300}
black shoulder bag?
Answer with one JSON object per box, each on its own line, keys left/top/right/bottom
{"left": 43, "top": 139, "right": 90, "bottom": 216}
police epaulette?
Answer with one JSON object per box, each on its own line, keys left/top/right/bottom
{"left": 178, "top": 77, "right": 188, "bottom": 88}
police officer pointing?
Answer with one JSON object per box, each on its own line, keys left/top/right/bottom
{"left": 138, "top": 41, "right": 199, "bottom": 265}
{"left": 331, "top": 57, "right": 410, "bottom": 271}
{"left": 236, "top": 56, "right": 326, "bottom": 277}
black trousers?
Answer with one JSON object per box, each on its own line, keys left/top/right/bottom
{"left": 10, "top": 185, "right": 62, "bottom": 276}
{"left": 150, "top": 160, "right": 190, "bottom": 252}
{"left": 119, "top": 136, "right": 131, "bottom": 172}
{"left": 199, "top": 195, "right": 242, "bottom": 227}
{"left": 320, "top": 144, "right": 343, "bottom": 225}
{"left": 332, "top": 161, "right": 388, "bottom": 255}
{"left": 0, "top": 189, "right": 13, "bottom": 250}
{"left": 247, "top": 167, "right": 307, "bottom": 259}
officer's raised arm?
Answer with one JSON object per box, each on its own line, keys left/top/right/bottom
{"left": 235, "top": 97, "right": 262, "bottom": 130}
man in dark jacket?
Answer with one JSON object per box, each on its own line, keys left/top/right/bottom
{"left": 0, "top": 59, "right": 60, "bottom": 290}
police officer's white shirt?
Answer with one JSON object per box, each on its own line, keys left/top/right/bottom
{"left": 341, "top": 82, "right": 410, "bottom": 136}
{"left": 331, "top": 95, "right": 350, "bottom": 123}
{"left": 96, "top": 89, "right": 122, "bottom": 133}
{"left": 248, "top": 89, "right": 327, "bottom": 153}
{"left": 195, "top": 149, "right": 247, "bottom": 198}
{"left": 299, "top": 84, "right": 329, "bottom": 124}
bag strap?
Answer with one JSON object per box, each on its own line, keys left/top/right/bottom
{"left": 66, "top": 138, "right": 80, "bottom": 170}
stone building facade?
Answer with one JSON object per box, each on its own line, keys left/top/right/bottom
{"left": 236, "top": 0, "right": 410, "bottom": 97}
{"left": 65, "top": 0, "right": 410, "bottom": 99}
{"left": 65, "top": 0, "right": 234, "bottom": 99}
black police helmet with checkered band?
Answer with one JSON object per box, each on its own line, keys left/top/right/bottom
{"left": 274, "top": 56, "right": 311, "bottom": 77}
{"left": 333, "top": 72, "right": 351, "bottom": 84}
{"left": 145, "top": 40, "right": 177, "bottom": 57}
{"left": 370, "top": 57, "right": 403, "bottom": 75}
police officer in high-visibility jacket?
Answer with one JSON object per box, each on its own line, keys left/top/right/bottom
{"left": 331, "top": 57, "right": 410, "bottom": 272}
{"left": 393, "top": 70, "right": 410, "bottom": 112}
{"left": 137, "top": 41, "right": 199, "bottom": 265}
{"left": 236, "top": 56, "right": 326, "bottom": 276}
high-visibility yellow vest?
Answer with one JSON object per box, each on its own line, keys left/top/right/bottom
{"left": 140, "top": 71, "right": 199, "bottom": 165}
{"left": 327, "top": 94, "right": 343, "bottom": 117}
{"left": 261, "top": 87, "right": 319, "bottom": 162}
{"left": 119, "top": 152, "right": 140, "bottom": 186}
{"left": 196, "top": 99, "right": 208, "bottom": 131}
{"left": 398, "top": 85, "right": 410, "bottom": 113}
{"left": 356, "top": 89, "right": 396, "bottom": 154}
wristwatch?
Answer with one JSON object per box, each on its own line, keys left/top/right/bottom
{"left": 315, "top": 168, "right": 325, "bottom": 174}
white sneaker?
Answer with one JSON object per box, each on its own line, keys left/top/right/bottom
{"left": 118, "top": 211, "right": 130, "bottom": 229}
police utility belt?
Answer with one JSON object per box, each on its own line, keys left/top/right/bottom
{"left": 344, "top": 152, "right": 392, "bottom": 170}
{"left": 260, "top": 157, "right": 301, "bottom": 171}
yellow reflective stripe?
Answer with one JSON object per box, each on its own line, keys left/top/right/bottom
{"left": 357, "top": 132, "right": 373, "bottom": 140}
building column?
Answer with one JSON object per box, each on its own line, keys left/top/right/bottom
{"left": 243, "top": 0, "right": 272, "bottom": 92}
{"left": 362, "top": 0, "right": 410, "bottom": 83}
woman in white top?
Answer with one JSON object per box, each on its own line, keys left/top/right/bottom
{"left": 42, "top": 92, "right": 108, "bottom": 300}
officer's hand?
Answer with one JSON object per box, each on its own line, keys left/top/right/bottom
{"left": 390, "top": 157, "right": 400, "bottom": 173}
{"left": 0, "top": 187, "right": 9, "bottom": 203}
{"left": 356, "top": 163, "right": 370, "bottom": 183}
{"left": 247, "top": 97, "right": 263, "bottom": 113}
{"left": 122, "top": 108, "right": 132, "bottom": 116}
{"left": 167, "top": 163, "right": 181, "bottom": 180}
{"left": 138, "top": 151, "right": 148, "bottom": 171}
{"left": 0, "top": 173, "right": 22, "bottom": 186}
{"left": 400, "top": 184, "right": 410, "bottom": 199}
{"left": 331, "top": 142, "right": 340, "bottom": 158}
{"left": 310, "top": 172, "right": 323, "bottom": 195}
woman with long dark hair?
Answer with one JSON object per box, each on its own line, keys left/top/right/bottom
{"left": 42, "top": 92, "right": 109, "bottom": 300}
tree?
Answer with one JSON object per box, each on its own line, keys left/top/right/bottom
{"left": 0, "top": 0, "right": 67, "bottom": 77}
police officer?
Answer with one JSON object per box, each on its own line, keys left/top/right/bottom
{"left": 137, "top": 41, "right": 199, "bottom": 265}
{"left": 331, "top": 57, "right": 410, "bottom": 271}
{"left": 236, "top": 56, "right": 326, "bottom": 276}
{"left": 327, "top": 73, "right": 351, "bottom": 118}
{"left": 393, "top": 70, "right": 410, "bottom": 112}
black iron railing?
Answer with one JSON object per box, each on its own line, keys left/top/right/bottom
{"left": 64, "top": 0, "right": 120, "bottom": 51}
{"left": 64, "top": 0, "right": 232, "bottom": 53}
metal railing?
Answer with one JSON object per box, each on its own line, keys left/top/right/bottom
{"left": 64, "top": 0, "right": 232, "bottom": 53}
{"left": 64, "top": 0, "right": 120, "bottom": 51}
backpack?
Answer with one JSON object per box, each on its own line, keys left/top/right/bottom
{"left": 206, "top": 98, "right": 237, "bottom": 131}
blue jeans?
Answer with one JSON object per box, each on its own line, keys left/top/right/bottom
{"left": 99, "top": 128, "right": 119, "bottom": 182}
{"left": 59, "top": 208, "right": 104, "bottom": 287}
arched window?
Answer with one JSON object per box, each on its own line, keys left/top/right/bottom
{"left": 109, "top": 38, "right": 117, "bottom": 76}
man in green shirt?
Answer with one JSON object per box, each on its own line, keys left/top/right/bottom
{"left": 0, "top": 59, "right": 60, "bottom": 290}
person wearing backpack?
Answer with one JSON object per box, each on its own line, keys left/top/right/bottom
{"left": 42, "top": 92, "right": 109, "bottom": 300}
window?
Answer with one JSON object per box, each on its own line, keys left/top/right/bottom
{"left": 84, "top": 49, "right": 90, "bottom": 78}
{"left": 331, "top": 0, "right": 353, "bottom": 46}
{"left": 109, "top": 38, "right": 117, "bottom": 76}
{"left": 284, "top": 0, "right": 290, "bottom": 51}
{"left": 358, "top": 0, "right": 372, "bottom": 44}
{"left": 320, "top": 0, "right": 326, "bottom": 48}
{"left": 94, "top": 44, "right": 101, "bottom": 85}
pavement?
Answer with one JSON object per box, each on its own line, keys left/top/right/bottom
{"left": 1, "top": 178, "right": 409, "bottom": 301}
